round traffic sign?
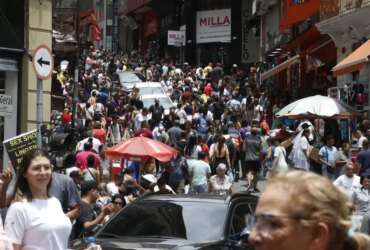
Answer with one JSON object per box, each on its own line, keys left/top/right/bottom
{"left": 32, "top": 45, "right": 54, "bottom": 80}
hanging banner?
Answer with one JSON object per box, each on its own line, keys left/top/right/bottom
{"left": 3, "top": 130, "right": 38, "bottom": 172}
{"left": 280, "top": 0, "right": 320, "bottom": 31}
{"left": 196, "top": 9, "right": 231, "bottom": 44}
{"left": 168, "top": 30, "right": 185, "bottom": 47}
{"left": 241, "top": 1, "right": 258, "bottom": 63}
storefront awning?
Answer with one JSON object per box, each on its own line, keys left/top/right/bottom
{"left": 261, "top": 55, "right": 300, "bottom": 81}
{"left": 332, "top": 39, "right": 370, "bottom": 77}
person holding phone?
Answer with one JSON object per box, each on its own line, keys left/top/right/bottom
{"left": 4, "top": 149, "right": 72, "bottom": 250}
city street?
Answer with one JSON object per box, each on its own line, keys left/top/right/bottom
{"left": 0, "top": 0, "right": 370, "bottom": 249}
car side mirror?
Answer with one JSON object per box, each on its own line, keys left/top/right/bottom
{"left": 240, "top": 227, "right": 250, "bottom": 242}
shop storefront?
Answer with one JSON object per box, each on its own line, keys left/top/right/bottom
{"left": 0, "top": 1, "right": 23, "bottom": 170}
{"left": 0, "top": 58, "right": 20, "bottom": 170}
{"left": 195, "top": 8, "right": 232, "bottom": 65}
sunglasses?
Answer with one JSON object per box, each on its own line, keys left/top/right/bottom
{"left": 248, "top": 213, "right": 302, "bottom": 234}
{"left": 114, "top": 201, "right": 123, "bottom": 205}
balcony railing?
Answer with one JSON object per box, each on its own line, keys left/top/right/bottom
{"left": 320, "top": 0, "right": 370, "bottom": 21}
{"left": 339, "top": 0, "right": 370, "bottom": 14}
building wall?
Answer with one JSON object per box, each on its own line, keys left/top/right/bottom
{"left": 21, "top": 0, "right": 52, "bottom": 132}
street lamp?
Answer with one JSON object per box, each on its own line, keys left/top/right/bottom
{"left": 71, "top": 0, "right": 80, "bottom": 135}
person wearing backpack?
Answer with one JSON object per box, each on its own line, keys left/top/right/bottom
{"left": 319, "top": 135, "right": 338, "bottom": 181}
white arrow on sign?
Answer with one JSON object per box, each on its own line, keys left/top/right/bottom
{"left": 32, "top": 45, "right": 54, "bottom": 80}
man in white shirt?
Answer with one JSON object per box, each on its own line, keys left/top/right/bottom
{"left": 134, "top": 108, "right": 151, "bottom": 131}
{"left": 333, "top": 162, "right": 360, "bottom": 199}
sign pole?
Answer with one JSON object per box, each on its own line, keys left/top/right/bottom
{"left": 32, "top": 44, "right": 53, "bottom": 149}
{"left": 36, "top": 78, "right": 43, "bottom": 148}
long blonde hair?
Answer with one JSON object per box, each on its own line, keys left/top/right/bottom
{"left": 267, "top": 171, "right": 370, "bottom": 250}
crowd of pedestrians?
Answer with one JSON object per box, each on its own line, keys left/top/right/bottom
{"left": 1, "top": 46, "right": 370, "bottom": 249}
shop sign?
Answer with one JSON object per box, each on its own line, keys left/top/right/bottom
{"left": 280, "top": 0, "right": 320, "bottom": 31}
{"left": 196, "top": 9, "right": 231, "bottom": 44}
{"left": 0, "top": 94, "right": 13, "bottom": 117}
{"left": 168, "top": 30, "right": 185, "bottom": 47}
{"left": 3, "top": 130, "right": 38, "bottom": 172}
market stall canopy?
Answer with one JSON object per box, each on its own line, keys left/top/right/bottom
{"left": 105, "top": 136, "right": 177, "bottom": 162}
{"left": 332, "top": 39, "right": 370, "bottom": 77}
{"left": 276, "top": 95, "right": 359, "bottom": 118}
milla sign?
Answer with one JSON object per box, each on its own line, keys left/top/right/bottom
{"left": 196, "top": 9, "right": 231, "bottom": 44}
{"left": 168, "top": 30, "right": 185, "bottom": 46}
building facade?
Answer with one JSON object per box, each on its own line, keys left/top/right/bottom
{"left": 317, "top": 0, "right": 370, "bottom": 110}
{"left": 0, "top": 0, "right": 52, "bottom": 169}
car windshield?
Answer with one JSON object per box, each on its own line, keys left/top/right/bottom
{"left": 139, "top": 87, "right": 164, "bottom": 95}
{"left": 99, "top": 200, "right": 227, "bottom": 242}
{"left": 142, "top": 97, "right": 173, "bottom": 109}
{"left": 118, "top": 72, "right": 144, "bottom": 84}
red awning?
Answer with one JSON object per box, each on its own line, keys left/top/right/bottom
{"left": 283, "top": 26, "right": 321, "bottom": 52}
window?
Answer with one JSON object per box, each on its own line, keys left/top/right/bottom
{"left": 101, "top": 200, "right": 227, "bottom": 242}
{"left": 229, "top": 202, "right": 256, "bottom": 237}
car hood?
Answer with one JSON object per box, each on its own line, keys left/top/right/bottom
{"left": 71, "top": 236, "right": 222, "bottom": 250}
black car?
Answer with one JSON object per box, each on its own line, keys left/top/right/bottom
{"left": 71, "top": 193, "right": 257, "bottom": 250}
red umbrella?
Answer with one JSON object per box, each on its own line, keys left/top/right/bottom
{"left": 105, "top": 136, "right": 177, "bottom": 162}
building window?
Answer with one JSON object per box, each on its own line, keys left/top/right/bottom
{"left": 0, "top": 72, "right": 5, "bottom": 94}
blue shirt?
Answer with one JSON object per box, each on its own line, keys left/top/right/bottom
{"left": 128, "top": 161, "right": 140, "bottom": 181}
{"left": 357, "top": 149, "right": 370, "bottom": 176}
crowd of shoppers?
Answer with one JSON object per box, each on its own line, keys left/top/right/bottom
{"left": 2, "top": 46, "right": 370, "bottom": 249}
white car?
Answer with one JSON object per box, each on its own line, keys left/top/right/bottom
{"left": 141, "top": 94, "right": 176, "bottom": 115}
{"left": 133, "top": 82, "right": 169, "bottom": 96}
{"left": 118, "top": 71, "right": 145, "bottom": 90}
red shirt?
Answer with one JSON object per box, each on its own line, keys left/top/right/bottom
{"left": 204, "top": 83, "right": 212, "bottom": 96}
{"left": 134, "top": 128, "right": 153, "bottom": 138}
{"left": 93, "top": 128, "right": 106, "bottom": 144}
{"left": 62, "top": 112, "right": 72, "bottom": 123}
{"left": 75, "top": 150, "right": 101, "bottom": 171}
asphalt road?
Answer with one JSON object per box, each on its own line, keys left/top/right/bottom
{"left": 231, "top": 177, "right": 267, "bottom": 194}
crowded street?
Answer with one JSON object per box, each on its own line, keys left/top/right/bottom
{"left": 1, "top": 0, "right": 370, "bottom": 249}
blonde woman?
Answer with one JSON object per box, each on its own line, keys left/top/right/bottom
{"left": 249, "top": 171, "right": 370, "bottom": 250}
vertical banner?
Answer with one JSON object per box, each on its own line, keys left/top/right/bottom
{"left": 3, "top": 130, "right": 38, "bottom": 172}
{"left": 241, "top": 1, "right": 258, "bottom": 63}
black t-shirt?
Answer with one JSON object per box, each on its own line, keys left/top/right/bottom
{"left": 150, "top": 104, "right": 164, "bottom": 121}
{"left": 73, "top": 201, "right": 97, "bottom": 238}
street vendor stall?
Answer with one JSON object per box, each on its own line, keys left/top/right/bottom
{"left": 105, "top": 136, "right": 177, "bottom": 162}
{"left": 275, "top": 95, "right": 360, "bottom": 169}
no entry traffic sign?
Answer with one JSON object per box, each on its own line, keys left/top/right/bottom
{"left": 32, "top": 45, "right": 53, "bottom": 80}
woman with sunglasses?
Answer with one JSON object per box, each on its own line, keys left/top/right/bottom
{"left": 4, "top": 149, "right": 72, "bottom": 250}
{"left": 249, "top": 171, "right": 370, "bottom": 250}
{"left": 104, "top": 194, "right": 126, "bottom": 223}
